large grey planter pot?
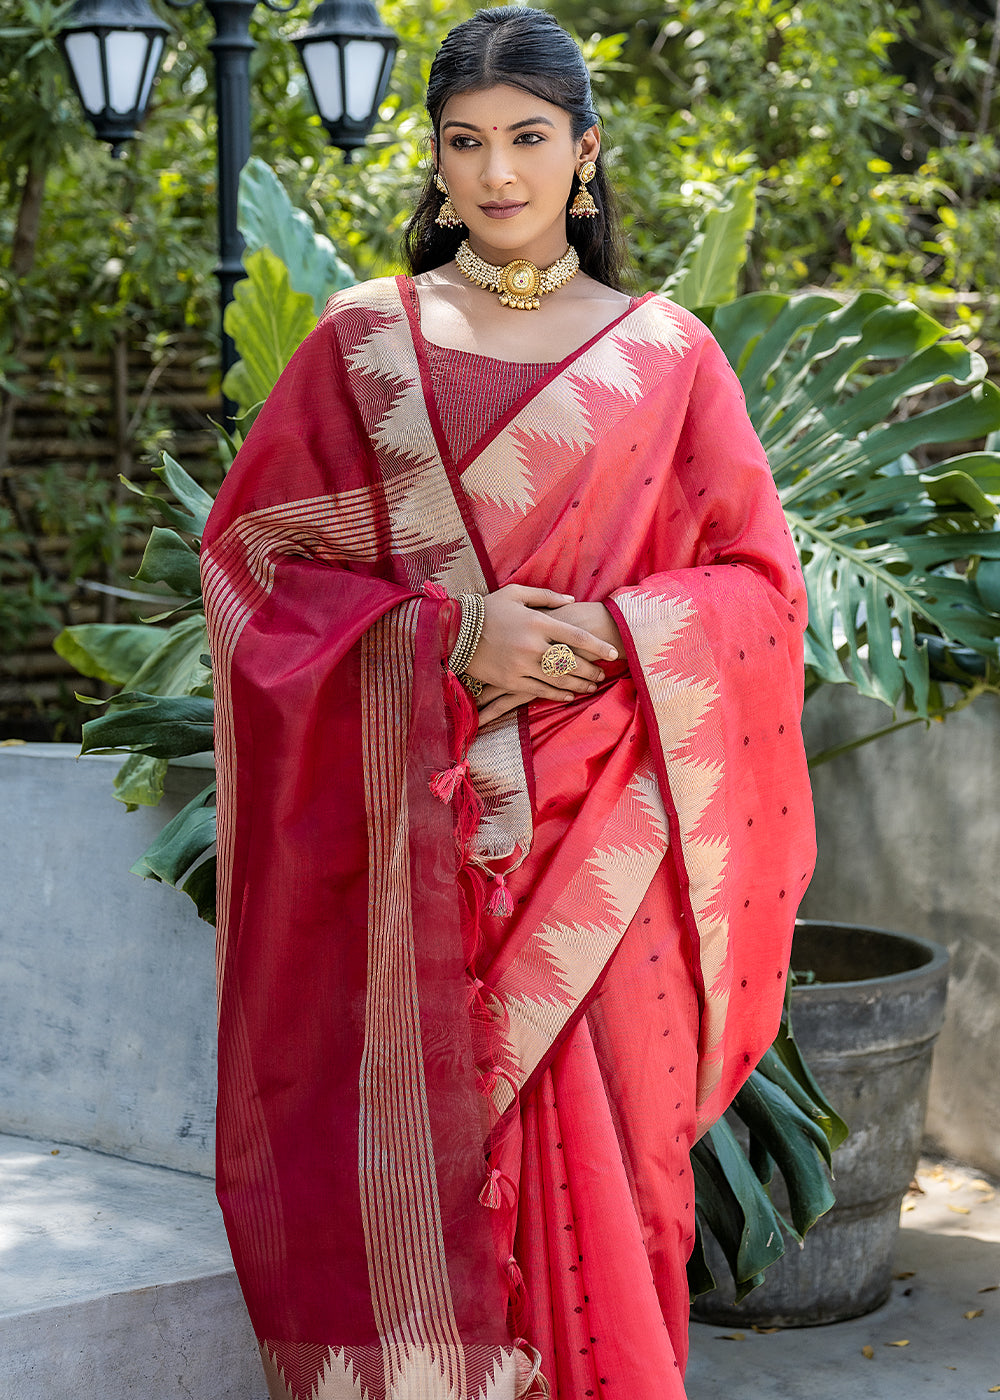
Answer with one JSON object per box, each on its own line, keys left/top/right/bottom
{"left": 693, "top": 919, "right": 950, "bottom": 1328}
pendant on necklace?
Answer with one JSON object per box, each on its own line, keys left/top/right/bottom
{"left": 454, "top": 240, "right": 580, "bottom": 311}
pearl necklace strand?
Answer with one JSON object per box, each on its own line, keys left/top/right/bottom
{"left": 454, "top": 239, "right": 580, "bottom": 310}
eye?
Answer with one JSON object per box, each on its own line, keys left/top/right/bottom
{"left": 448, "top": 135, "right": 479, "bottom": 150}
{"left": 514, "top": 131, "right": 545, "bottom": 145}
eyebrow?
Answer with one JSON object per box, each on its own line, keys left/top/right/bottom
{"left": 441, "top": 116, "right": 557, "bottom": 132}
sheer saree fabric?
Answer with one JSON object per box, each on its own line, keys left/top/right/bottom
{"left": 200, "top": 278, "right": 815, "bottom": 1400}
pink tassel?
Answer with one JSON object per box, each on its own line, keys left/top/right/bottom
{"left": 422, "top": 581, "right": 448, "bottom": 601}
{"left": 508, "top": 1262, "right": 530, "bottom": 1336}
{"left": 428, "top": 760, "right": 468, "bottom": 804}
{"left": 478, "top": 1168, "right": 504, "bottom": 1209}
{"left": 487, "top": 872, "right": 514, "bottom": 918}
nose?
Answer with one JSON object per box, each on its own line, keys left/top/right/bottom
{"left": 480, "top": 146, "right": 516, "bottom": 191}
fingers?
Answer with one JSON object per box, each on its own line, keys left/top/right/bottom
{"left": 504, "top": 585, "right": 576, "bottom": 608}
{"left": 547, "top": 620, "right": 618, "bottom": 662}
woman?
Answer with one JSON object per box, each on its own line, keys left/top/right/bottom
{"left": 201, "top": 8, "right": 815, "bottom": 1399}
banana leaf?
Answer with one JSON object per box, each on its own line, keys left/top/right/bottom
{"left": 660, "top": 176, "right": 758, "bottom": 313}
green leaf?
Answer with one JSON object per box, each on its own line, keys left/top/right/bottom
{"left": 153, "top": 453, "right": 215, "bottom": 537}
{"left": 133, "top": 526, "right": 203, "bottom": 600}
{"left": 112, "top": 752, "right": 168, "bottom": 809}
{"left": 53, "top": 623, "right": 162, "bottom": 685}
{"left": 709, "top": 1117, "right": 787, "bottom": 1285}
{"left": 975, "top": 559, "right": 1000, "bottom": 613}
{"left": 715, "top": 288, "right": 1000, "bottom": 713}
{"left": 686, "top": 1216, "right": 718, "bottom": 1301}
{"left": 238, "top": 156, "right": 355, "bottom": 315}
{"left": 221, "top": 247, "right": 318, "bottom": 414}
{"left": 661, "top": 176, "right": 759, "bottom": 311}
{"left": 767, "top": 1020, "right": 849, "bottom": 1152}
{"left": 731, "top": 1073, "right": 837, "bottom": 1241}
{"left": 81, "top": 692, "right": 214, "bottom": 760}
{"left": 181, "top": 855, "right": 217, "bottom": 925}
{"left": 126, "top": 614, "right": 212, "bottom": 699}
{"left": 119, "top": 452, "right": 215, "bottom": 538}
{"left": 131, "top": 781, "right": 216, "bottom": 885}
{"left": 690, "top": 1140, "right": 768, "bottom": 1302}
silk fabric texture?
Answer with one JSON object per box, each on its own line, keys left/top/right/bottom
{"left": 200, "top": 279, "right": 815, "bottom": 1400}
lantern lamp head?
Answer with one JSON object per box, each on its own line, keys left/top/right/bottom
{"left": 292, "top": 0, "right": 399, "bottom": 158}
{"left": 59, "top": 0, "right": 169, "bottom": 156}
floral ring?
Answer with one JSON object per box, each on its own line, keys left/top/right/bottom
{"left": 540, "top": 642, "right": 578, "bottom": 677}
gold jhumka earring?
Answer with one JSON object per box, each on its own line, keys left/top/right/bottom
{"left": 569, "top": 161, "right": 599, "bottom": 218}
{"left": 434, "top": 172, "right": 463, "bottom": 229}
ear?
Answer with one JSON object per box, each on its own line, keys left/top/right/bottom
{"left": 577, "top": 124, "right": 600, "bottom": 165}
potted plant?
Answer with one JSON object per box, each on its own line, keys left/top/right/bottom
{"left": 55, "top": 165, "right": 1000, "bottom": 1320}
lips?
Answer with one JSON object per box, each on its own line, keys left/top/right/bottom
{"left": 480, "top": 202, "right": 527, "bottom": 219}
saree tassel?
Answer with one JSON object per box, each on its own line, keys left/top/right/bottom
{"left": 487, "top": 872, "right": 514, "bottom": 918}
{"left": 428, "top": 760, "right": 468, "bottom": 804}
{"left": 513, "top": 1335, "right": 551, "bottom": 1399}
{"left": 507, "top": 1261, "right": 531, "bottom": 1335}
{"left": 478, "top": 1168, "right": 504, "bottom": 1209}
{"left": 443, "top": 665, "right": 479, "bottom": 754}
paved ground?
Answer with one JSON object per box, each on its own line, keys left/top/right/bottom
{"left": 686, "top": 1159, "right": 1000, "bottom": 1399}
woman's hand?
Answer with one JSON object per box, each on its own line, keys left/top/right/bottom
{"left": 545, "top": 601, "right": 626, "bottom": 662}
{"left": 464, "top": 584, "right": 617, "bottom": 725}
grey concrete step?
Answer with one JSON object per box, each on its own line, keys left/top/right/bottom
{"left": 0, "top": 1133, "right": 263, "bottom": 1399}
{"left": 0, "top": 745, "right": 217, "bottom": 1177}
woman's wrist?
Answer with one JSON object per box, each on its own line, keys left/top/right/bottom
{"left": 447, "top": 592, "right": 486, "bottom": 682}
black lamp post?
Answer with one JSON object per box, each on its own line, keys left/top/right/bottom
{"left": 59, "top": 0, "right": 398, "bottom": 419}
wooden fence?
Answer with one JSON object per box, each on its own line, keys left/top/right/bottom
{"left": 1, "top": 332, "right": 220, "bottom": 737}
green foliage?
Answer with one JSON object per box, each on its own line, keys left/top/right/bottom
{"left": 221, "top": 248, "right": 318, "bottom": 419}
{"left": 687, "top": 1004, "right": 849, "bottom": 1301}
{"left": 80, "top": 689, "right": 214, "bottom": 759}
{"left": 238, "top": 157, "right": 354, "bottom": 315}
{"left": 703, "top": 290, "right": 1000, "bottom": 716}
{"left": 660, "top": 178, "right": 758, "bottom": 311}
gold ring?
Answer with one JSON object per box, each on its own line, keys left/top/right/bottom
{"left": 541, "top": 643, "right": 578, "bottom": 677}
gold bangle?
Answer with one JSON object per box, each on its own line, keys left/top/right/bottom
{"left": 448, "top": 592, "right": 485, "bottom": 678}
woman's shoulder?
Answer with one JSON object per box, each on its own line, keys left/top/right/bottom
{"left": 318, "top": 275, "right": 407, "bottom": 330}
{"left": 629, "top": 291, "right": 714, "bottom": 352}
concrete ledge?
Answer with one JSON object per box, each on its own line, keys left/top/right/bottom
{"left": 0, "top": 1133, "right": 262, "bottom": 1398}
{"left": 0, "top": 744, "right": 217, "bottom": 1174}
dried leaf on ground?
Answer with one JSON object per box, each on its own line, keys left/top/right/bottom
{"left": 948, "top": 1204, "right": 972, "bottom": 1214}
{"left": 979, "top": 1285, "right": 999, "bottom": 1293}
{"left": 751, "top": 1325, "right": 781, "bottom": 1334}
{"left": 862, "top": 1345, "right": 875, "bottom": 1360}
{"left": 885, "top": 1339, "right": 910, "bottom": 1347}
{"left": 718, "top": 1332, "right": 746, "bottom": 1342}
{"left": 964, "top": 1309, "right": 985, "bottom": 1319}
{"left": 894, "top": 1271, "right": 916, "bottom": 1280}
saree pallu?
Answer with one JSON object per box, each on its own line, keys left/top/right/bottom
{"left": 201, "top": 279, "right": 815, "bottom": 1400}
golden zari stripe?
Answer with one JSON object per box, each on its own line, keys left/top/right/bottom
{"left": 359, "top": 604, "right": 468, "bottom": 1398}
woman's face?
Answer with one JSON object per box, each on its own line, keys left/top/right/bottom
{"left": 436, "top": 83, "right": 599, "bottom": 268}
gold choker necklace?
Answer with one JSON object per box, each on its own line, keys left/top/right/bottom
{"left": 454, "top": 239, "right": 580, "bottom": 310}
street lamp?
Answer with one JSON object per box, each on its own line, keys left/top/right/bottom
{"left": 57, "top": 0, "right": 169, "bottom": 158}
{"left": 59, "top": 0, "right": 398, "bottom": 417}
{"left": 292, "top": 0, "right": 398, "bottom": 159}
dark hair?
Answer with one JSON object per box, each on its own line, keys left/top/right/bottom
{"left": 402, "top": 6, "right": 629, "bottom": 291}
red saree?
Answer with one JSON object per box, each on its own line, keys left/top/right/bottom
{"left": 201, "top": 277, "right": 815, "bottom": 1400}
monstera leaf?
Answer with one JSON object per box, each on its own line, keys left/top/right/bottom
{"left": 705, "top": 291, "right": 1000, "bottom": 714}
